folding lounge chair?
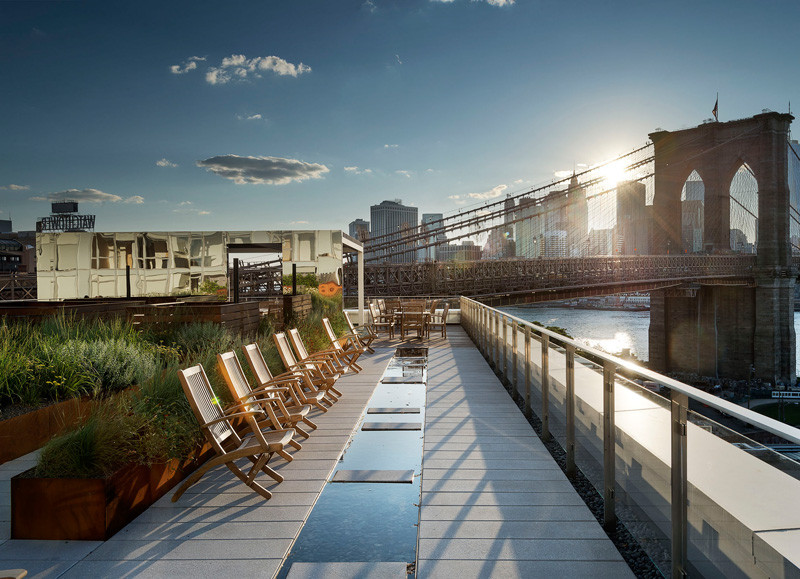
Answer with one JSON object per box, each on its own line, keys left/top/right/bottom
{"left": 173, "top": 364, "right": 295, "bottom": 502}
{"left": 243, "top": 342, "right": 330, "bottom": 414}
{"left": 274, "top": 332, "right": 341, "bottom": 403}
{"left": 217, "top": 350, "right": 314, "bottom": 443}
{"left": 287, "top": 327, "right": 350, "bottom": 378}
{"left": 321, "top": 317, "right": 365, "bottom": 372}
{"left": 344, "top": 309, "right": 376, "bottom": 354}
{"left": 244, "top": 344, "right": 332, "bottom": 414}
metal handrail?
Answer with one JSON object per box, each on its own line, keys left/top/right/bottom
{"left": 460, "top": 295, "right": 800, "bottom": 578}
{"left": 461, "top": 296, "right": 800, "bottom": 445}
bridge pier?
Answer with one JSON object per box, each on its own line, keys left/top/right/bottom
{"left": 649, "top": 281, "right": 795, "bottom": 384}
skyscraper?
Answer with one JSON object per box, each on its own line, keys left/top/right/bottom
{"left": 615, "top": 181, "right": 649, "bottom": 255}
{"left": 370, "top": 199, "right": 419, "bottom": 263}
{"left": 419, "top": 213, "right": 447, "bottom": 261}
{"left": 348, "top": 219, "right": 370, "bottom": 241}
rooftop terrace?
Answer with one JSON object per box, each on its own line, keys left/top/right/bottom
{"left": 0, "top": 325, "right": 632, "bottom": 578}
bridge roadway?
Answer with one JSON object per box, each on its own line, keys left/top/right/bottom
{"left": 345, "top": 254, "right": 800, "bottom": 304}
{"left": 0, "top": 327, "right": 631, "bottom": 577}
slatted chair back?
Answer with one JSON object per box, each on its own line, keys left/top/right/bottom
{"left": 243, "top": 342, "right": 274, "bottom": 387}
{"left": 287, "top": 328, "right": 312, "bottom": 361}
{"left": 178, "top": 365, "right": 239, "bottom": 454}
{"left": 218, "top": 350, "right": 284, "bottom": 429}
{"left": 377, "top": 299, "right": 386, "bottom": 315}
{"left": 274, "top": 332, "right": 301, "bottom": 372}
{"left": 428, "top": 299, "right": 440, "bottom": 318}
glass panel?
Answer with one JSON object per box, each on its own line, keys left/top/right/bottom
{"left": 92, "top": 234, "right": 114, "bottom": 269}
{"left": 685, "top": 408, "right": 800, "bottom": 577}
{"left": 116, "top": 240, "right": 133, "bottom": 269}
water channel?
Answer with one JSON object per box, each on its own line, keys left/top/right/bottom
{"left": 499, "top": 306, "right": 800, "bottom": 375}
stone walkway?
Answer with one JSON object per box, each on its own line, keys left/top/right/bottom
{"left": 0, "top": 327, "right": 631, "bottom": 578}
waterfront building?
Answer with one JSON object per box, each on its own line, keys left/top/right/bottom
{"left": 483, "top": 227, "right": 515, "bottom": 259}
{"left": 370, "top": 199, "right": 418, "bottom": 263}
{"left": 588, "top": 228, "right": 616, "bottom": 256}
{"left": 515, "top": 197, "right": 543, "bottom": 258}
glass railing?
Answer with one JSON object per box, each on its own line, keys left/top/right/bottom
{"left": 460, "top": 296, "right": 800, "bottom": 578}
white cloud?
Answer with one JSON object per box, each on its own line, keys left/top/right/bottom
{"left": 467, "top": 184, "right": 507, "bottom": 200}
{"left": 236, "top": 113, "right": 263, "bottom": 121}
{"left": 156, "top": 158, "right": 178, "bottom": 168}
{"left": 196, "top": 154, "right": 330, "bottom": 185}
{"left": 395, "top": 54, "right": 403, "bottom": 65}
{"left": 344, "top": 166, "right": 373, "bottom": 175}
{"left": 290, "top": 220, "right": 310, "bottom": 225}
{"left": 170, "top": 56, "right": 206, "bottom": 75}
{"left": 173, "top": 202, "right": 210, "bottom": 216}
{"left": 205, "top": 54, "right": 311, "bottom": 85}
{"left": 29, "top": 188, "right": 143, "bottom": 204}
{"left": 384, "top": 144, "right": 399, "bottom": 149}
{"left": 363, "top": 0, "right": 377, "bottom": 12}
{"left": 0, "top": 184, "right": 30, "bottom": 190}
{"left": 395, "top": 170, "right": 412, "bottom": 178}
{"left": 448, "top": 195, "right": 461, "bottom": 200}
{"left": 30, "top": 188, "right": 123, "bottom": 203}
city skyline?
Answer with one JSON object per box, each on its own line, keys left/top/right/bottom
{"left": 2, "top": 1, "right": 800, "bottom": 234}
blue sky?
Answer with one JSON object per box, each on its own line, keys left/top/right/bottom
{"left": 1, "top": 0, "right": 799, "bottom": 233}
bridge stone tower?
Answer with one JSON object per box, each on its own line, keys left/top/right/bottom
{"left": 648, "top": 112, "right": 796, "bottom": 384}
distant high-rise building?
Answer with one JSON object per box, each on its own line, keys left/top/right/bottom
{"left": 789, "top": 141, "right": 800, "bottom": 216}
{"left": 681, "top": 179, "right": 704, "bottom": 253}
{"left": 0, "top": 220, "right": 11, "bottom": 234}
{"left": 515, "top": 174, "right": 588, "bottom": 258}
{"left": 483, "top": 227, "right": 515, "bottom": 259}
{"left": 615, "top": 181, "right": 649, "bottom": 255}
{"left": 370, "top": 199, "right": 418, "bottom": 263}
{"left": 588, "top": 228, "right": 616, "bottom": 256}
{"left": 348, "top": 219, "right": 370, "bottom": 241}
{"left": 419, "top": 213, "right": 447, "bottom": 261}
{"left": 437, "top": 240, "right": 482, "bottom": 261}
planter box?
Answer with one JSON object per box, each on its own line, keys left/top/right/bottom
{"left": 127, "top": 302, "right": 260, "bottom": 335}
{"left": 0, "top": 397, "right": 94, "bottom": 464}
{"left": 11, "top": 445, "right": 213, "bottom": 541}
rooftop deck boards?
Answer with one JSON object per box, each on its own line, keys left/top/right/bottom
{"left": 418, "top": 325, "right": 632, "bottom": 578}
{"left": 0, "top": 325, "right": 631, "bottom": 578}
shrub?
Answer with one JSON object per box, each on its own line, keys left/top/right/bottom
{"left": 35, "top": 403, "right": 137, "bottom": 478}
{"left": 56, "top": 339, "right": 160, "bottom": 395}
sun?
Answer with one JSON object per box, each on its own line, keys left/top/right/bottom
{"left": 597, "top": 159, "right": 628, "bottom": 189}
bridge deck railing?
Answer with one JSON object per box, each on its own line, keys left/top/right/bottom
{"left": 460, "top": 296, "right": 800, "bottom": 579}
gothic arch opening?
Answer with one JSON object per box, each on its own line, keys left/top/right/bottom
{"left": 728, "top": 163, "right": 758, "bottom": 253}
{"left": 680, "top": 170, "right": 704, "bottom": 253}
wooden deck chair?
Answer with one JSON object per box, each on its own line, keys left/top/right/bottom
{"left": 287, "top": 328, "right": 349, "bottom": 392}
{"left": 344, "top": 310, "right": 376, "bottom": 354}
{"left": 173, "top": 364, "right": 295, "bottom": 502}
{"left": 274, "top": 332, "right": 340, "bottom": 403}
{"left": 321, "top": 317, "right": 365, "bottom": 372}
{"left": 243, "top": 342, "right": 329, "bottom": 414}
{"left": 287, "top": 327, "right": 347, "bottom": 373}
{"left": 369, "top": 303, "right": 395, "bottom": 338}
{"left": 400, "top": 304, "right": 426, "bottom": 340}
{"left": 217, "top": 350, "right": 313, "bottom": 443}
{"left": 427, "top": 302, "right": 450, "bottom": 338}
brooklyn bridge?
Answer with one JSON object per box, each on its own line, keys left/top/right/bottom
{"left": 344, "top": 111, "right": 800, "bottom": 384}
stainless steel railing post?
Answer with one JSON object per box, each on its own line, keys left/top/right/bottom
{"left": 524, "top": 325, "right": 532, "bottom": 418}
{"left": 512, "top": 320, "right": 518, "bottom": 394}
{"left": 603, "top": 360, "right": 617, "bottom": 530}
{"left": 671, "top": 391, "right": 689, "bottom": 579}
{"left": 541, "top": 334, "right": 551, "bottom": 442}
{"left": 502, "top": 316, "right": 508, "bottom": 384}
{"left": 566, "top": 344, "right": 576, "bottom": 478}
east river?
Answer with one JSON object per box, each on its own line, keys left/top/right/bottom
{"left": 499, "top": 306, "right": 800, "bottom": 373}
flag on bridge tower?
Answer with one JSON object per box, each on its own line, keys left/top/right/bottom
{"left": 712, "top": 94, "right": 719, "bottom": 121}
